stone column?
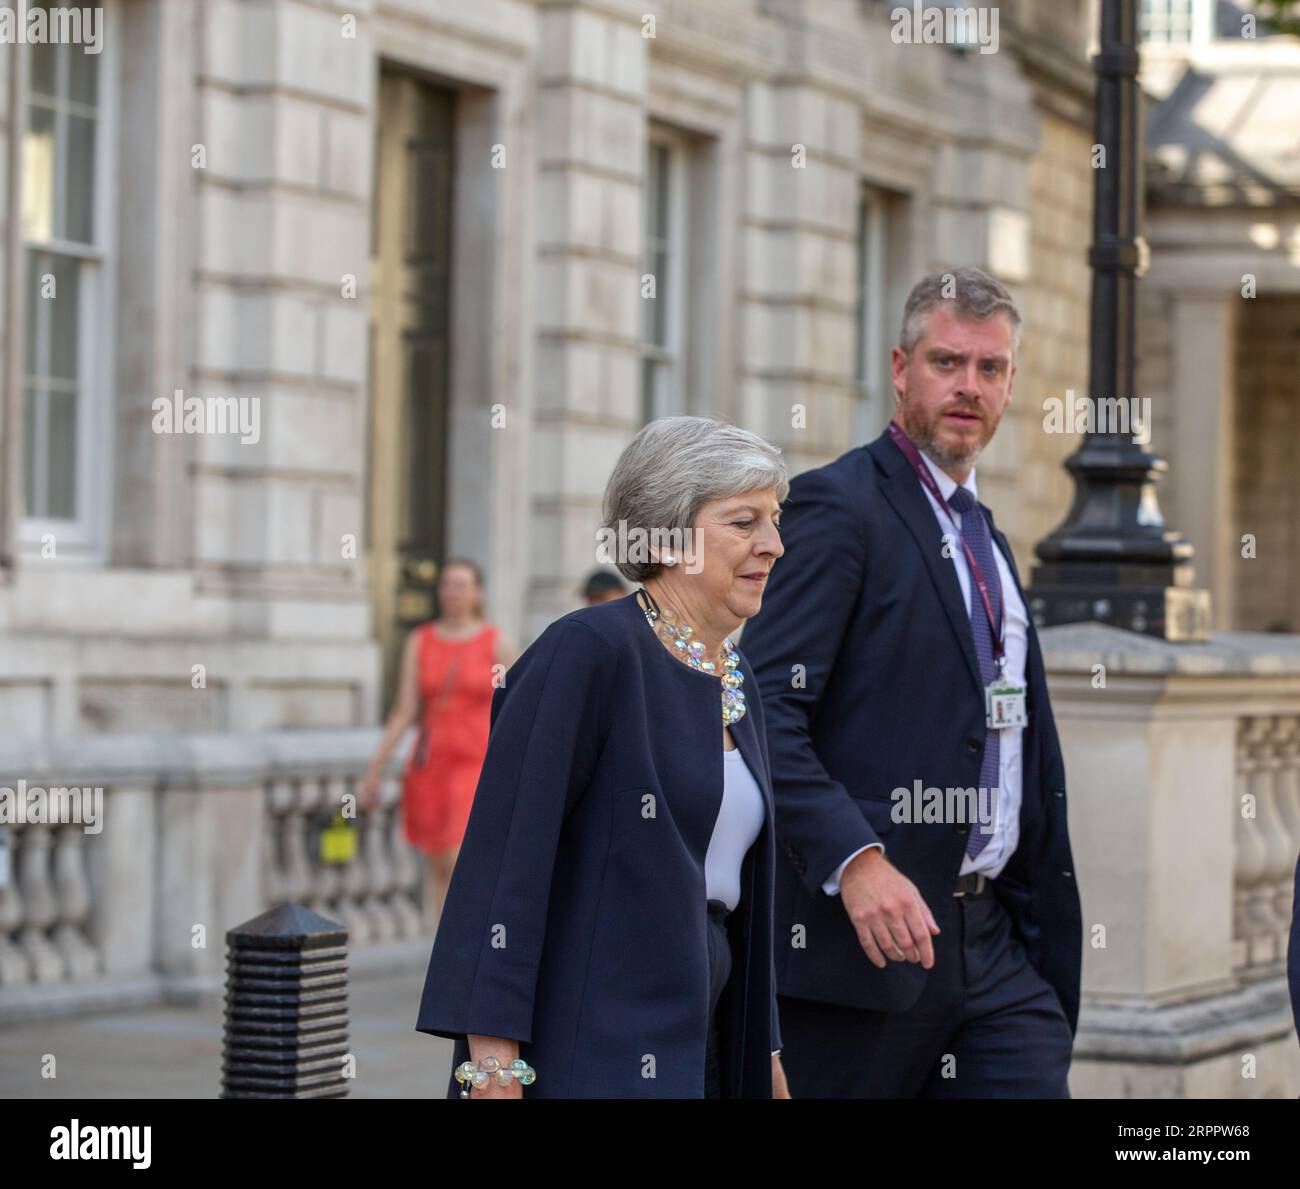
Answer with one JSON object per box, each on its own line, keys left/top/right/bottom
{"left": 1167, "top": 290, "right": 1238, "bottom": 631}
{"left": 111, "top": 0, "right": 199, "bottom": 568}
{"left": 737, "top": 73, "right": 861, "bottom": 473}
{"left": 192, "top": 0, "right": 374, "bottom": 639}
{"left": 528, "top": 2, "right": 647, "bottom": 636}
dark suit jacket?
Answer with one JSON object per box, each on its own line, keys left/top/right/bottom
{"left": 740, "top": 430, "right": 1084, "bottom": 1032}
{"left": 415, "top": 593, "right": 781, "bottom": 1097}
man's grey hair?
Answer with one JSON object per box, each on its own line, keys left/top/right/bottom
{"left": 898, "top": 267, "right": 1022, "bottom": 356}
{"left": 601, "top": 415, "right": 789, "bottom": 583}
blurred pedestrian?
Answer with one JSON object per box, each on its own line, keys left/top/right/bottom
{"left": 362, "top": 559, "right": 515, "bottom": 933}
{"left": 581, "top": 568, "right": 627, "bottom": 605}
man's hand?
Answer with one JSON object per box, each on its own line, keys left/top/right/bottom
{"left": 839, "top": 848, "right": 940, "bottom": 969}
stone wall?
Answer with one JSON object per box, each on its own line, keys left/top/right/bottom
{"left": 0, "top": 0, "right": 1097, "bottom": 718}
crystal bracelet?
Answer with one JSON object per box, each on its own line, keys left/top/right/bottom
{"left": 456, "top": 1055, "right": 537, "bottom": 1097}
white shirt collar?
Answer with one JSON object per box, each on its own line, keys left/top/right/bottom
{"left": 919, "top": 448, "right": 978, "bottom": 504}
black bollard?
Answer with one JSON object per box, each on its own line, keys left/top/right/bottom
{"left": 221, "top": 902, "right": 350, "bottom": 1098}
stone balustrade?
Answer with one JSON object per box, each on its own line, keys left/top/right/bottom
{"left": 0, "top": 729, "right": 418, "bottom": 1025}
{"left": 1235, "top": 714, "right": 1300, "bottom": 977}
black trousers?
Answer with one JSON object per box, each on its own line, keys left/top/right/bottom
{"left": 778, "top": 885, "right": 1073, "bottom": 1098}
{"left": 704, "top": 898, "right": 733, "bottom": 1099}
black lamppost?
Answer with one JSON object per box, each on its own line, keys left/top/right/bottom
{"left": 1028, "top": 0, "right": 1211, "bottom": 642}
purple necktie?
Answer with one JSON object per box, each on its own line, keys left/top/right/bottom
{"left": 946, "top": 486, "right": 1002, "bottom": 860}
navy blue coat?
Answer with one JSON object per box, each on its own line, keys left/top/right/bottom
{"left": 740, "top": 430, "right": 1084, "bottom": 1032}
{"left": 414, "top": 593, "right": 782, "bottom": 1097}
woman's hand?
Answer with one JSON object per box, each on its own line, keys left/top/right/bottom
{"left": 465, "top": 1035, "right": 524, "bottom": 1099}
{"left": 772, "top": 1053, "right": 791, "bottom": 1098}
{"left": 359, "top": 770, "right": 381, "bottom": 814}
{"left": 361, "top": 628, "right": 423, "bottom": 815}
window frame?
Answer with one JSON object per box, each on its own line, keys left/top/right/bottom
{"left": 1140, "top": 0, "right": 1212, "bottom": 44}
{"left": 19, "top": 2, "right": 119, "bottom": 561}
{"left": 640, "top": 126, "right": 690, "bottom": 425}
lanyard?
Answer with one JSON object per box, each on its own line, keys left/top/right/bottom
{"left": 887, "top": 423, "right": 1006, "bottom": 666}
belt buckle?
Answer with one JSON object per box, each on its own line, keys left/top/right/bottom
{"left": 954, "top": 873, "right": 986, "bottom": 897}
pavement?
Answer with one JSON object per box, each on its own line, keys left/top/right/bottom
{"left": 0, "top": 962, "right": 453, "bottom": 1099}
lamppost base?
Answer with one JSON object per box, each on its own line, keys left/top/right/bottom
{"left": 1028, "top": 570, "right": 1212, "bottom": 641}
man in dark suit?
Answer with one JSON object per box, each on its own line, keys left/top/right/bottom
{"left": 741, "top": 266, "right": 1082, "bottom": 1097}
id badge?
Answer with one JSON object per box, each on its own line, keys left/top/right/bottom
{"left": 986, "top": 679, "right": 1028, "bottom": 729}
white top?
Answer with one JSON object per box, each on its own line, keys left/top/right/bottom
{"left": 706, "top": 747, "right": 768, "bottom": 912}
{"left": 823, "top": 450, "right": 1028, "bottom": 896}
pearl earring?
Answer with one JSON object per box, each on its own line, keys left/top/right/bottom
{"left": 661, "top": 554, "right": 677, "bottom": 567}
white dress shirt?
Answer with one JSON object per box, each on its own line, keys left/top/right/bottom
{"left": 707, "top": 746, "right": 767, "bottom": 912}
{"left": 822, "top": 450, "right": 1028, "bottom": 895}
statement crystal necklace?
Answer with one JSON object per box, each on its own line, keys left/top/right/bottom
{"left": 636, "top": 587, "right": 747, "bottom": 725}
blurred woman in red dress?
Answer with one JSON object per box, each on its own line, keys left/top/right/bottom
{"left": 362, "top": 560, "right": 516, "bottom": 932}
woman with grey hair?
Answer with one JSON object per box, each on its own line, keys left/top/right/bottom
{"left": 416, "top": 415, "right": 792, "bottom": 1098}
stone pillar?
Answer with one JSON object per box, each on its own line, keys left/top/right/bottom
{"left": 528, "top": 2, "right": 647, "bottom": 635}
{"left": 111, "top": 0, "right": 199, "bottom": 568}
{"left": 1043, "top": 623, "right": 1300, "bottom": 1097}
{"left": 192, "top": 0, "right": 374, "bottom": 638}
{"left": 444, "top": 75, "right": 536, "bottom": 653}
{"left": 737, "top": 74, "right": 861, "bottom": 473}
{"left": 1167, "top": 290, "right": 1238, "bottom": 631}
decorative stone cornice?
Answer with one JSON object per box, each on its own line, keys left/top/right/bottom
{"left": 1042, "top": 623, "right": 1300, "bottom": 677}
{"left": 1076, "top": 976, "right": 1295, "bottom": 1063}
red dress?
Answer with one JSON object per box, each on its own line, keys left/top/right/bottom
{"left": 402, "top": 622, "right": 498, "bottom": 854}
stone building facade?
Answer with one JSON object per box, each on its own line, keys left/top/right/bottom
{"left": 4, "top": 1, "right": 1300, "bottom": 1099}
{"left": 0, "top": 0, "right": 1097, "bottom": 727}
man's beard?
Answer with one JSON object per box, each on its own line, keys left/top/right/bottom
{"left": 899, "top": 396, "right": 997, "bottom": 470}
